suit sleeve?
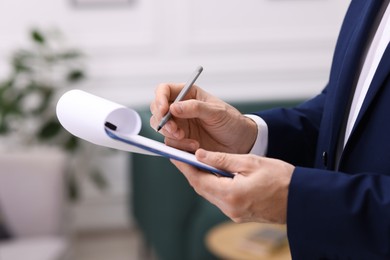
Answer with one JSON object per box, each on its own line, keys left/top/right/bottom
{"left": 288, "top": 167, "right": 390, "bottom": 259}
{"left": 254, "top": 88, "right": 326, "bottom": 167}
{"left": 253, "top": 87, "right": 390, "bottom": 258}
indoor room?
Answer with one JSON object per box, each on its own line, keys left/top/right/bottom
{"left": 0, "top": 0, "right": 351, "bottom": 259}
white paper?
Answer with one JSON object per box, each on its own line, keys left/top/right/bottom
{"left": 56, "top": 89, "right": 153, "bottom": 155}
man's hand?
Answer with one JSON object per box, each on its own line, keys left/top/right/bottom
{"left": 172, "top": 149, "right": 294, "bottom": 224}
{"left": 150, "top": 83, "right": 258, "bottom": 154}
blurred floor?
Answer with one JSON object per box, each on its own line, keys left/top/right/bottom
{"left": 72, "top": 228, "right": 148, "bottom": 260}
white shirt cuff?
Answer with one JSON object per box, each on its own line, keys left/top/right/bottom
{"left": 244, "top": 114, "right": 268, "bottom": 156}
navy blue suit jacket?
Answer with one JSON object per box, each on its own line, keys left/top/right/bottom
{"left": 255, "top": 0, "right": 390, "bottom": 258}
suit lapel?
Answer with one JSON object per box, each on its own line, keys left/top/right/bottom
{"left": 326, "top": 0, "right": 383, "bottom": 167}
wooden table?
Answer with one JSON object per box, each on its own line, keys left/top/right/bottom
{"left": 206, "top": 221, "right": 291, "bottom": 260}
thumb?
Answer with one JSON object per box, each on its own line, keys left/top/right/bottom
{"left": 196, "top": 149, "right": 245, "bottom": 174}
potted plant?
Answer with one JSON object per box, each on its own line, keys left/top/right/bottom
{"left": 0, "top": 28, "right": 106, "bottom": 201}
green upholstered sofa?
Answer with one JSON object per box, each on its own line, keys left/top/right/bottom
{"left": 130, "top": 99, "right": 302, "bottom": 260}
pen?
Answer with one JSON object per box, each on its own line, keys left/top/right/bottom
{"left": 157, "top": 66, "right": 203, "bottom": 131}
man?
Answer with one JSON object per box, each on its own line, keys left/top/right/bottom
{"left": 150, "top": 0, "right": 390, "bottom": 258}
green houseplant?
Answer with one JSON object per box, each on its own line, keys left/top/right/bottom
{"left": 0, "top": 28, "right": 84, "bottom": 147}
{"left": 0, "top": 28, "right": 106, "bottom": 200}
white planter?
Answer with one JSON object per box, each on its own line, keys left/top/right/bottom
{"left": 0, "top": 147, "right": 68, "bottom": 237}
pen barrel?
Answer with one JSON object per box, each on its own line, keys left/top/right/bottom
{"left": 158, "top": 66, "right": 203, "bottom": 131}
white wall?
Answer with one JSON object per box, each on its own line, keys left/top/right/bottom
{"left": 0, "top": 0, "right": 350, "bottom": 104}
{"left": 0, "top": 0, "right": 351, "bottom": 230}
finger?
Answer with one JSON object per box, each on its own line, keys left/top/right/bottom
{"left": 196, "top": 149, "right": 255, "bottom": 174}
{"left": 150, "top": 83, "right": 179, "bottom": 120}
{"left": 151, "top": 83, "right": 195, "bottom": 134}
{"left": 150, "top": 85, "right": 183, "bottom": 136}
{"left": 171, "top": 159, "right": 217, "bottom": 192}
{"left": 150, "top": 114, "right": 185, "bottom": 140}
{"left": 150, "top": 84, "right": 169, "bottom": 118}
{"left": 165, "top": 137, "right": 199, "bottom": 153}
{"left": 170, "top": 99, "right": 225, "bottom": 121}
{"left": 152, "top": 83, "right": 185, "bottom": 116}
{"left": 171, "top": 159, "right": 233, "bottom": 203}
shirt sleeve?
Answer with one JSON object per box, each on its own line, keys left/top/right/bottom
{"left": 244, "top": 114, "right": 268, "bottom": 156}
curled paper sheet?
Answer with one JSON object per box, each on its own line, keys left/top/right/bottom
{"left": 56, "top": 89, "right": 234, "bottom": 178}
{"left": 56, "top": 89, "right": 154, "bottom": 155}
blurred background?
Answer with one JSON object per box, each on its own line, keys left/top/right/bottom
{"left": 0, "top": 0, "right": 349, "bottom": 259}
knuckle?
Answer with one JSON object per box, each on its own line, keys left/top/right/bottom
{"left": 188, "top": 177, "right": 201, "bottom": 190}
{"left": 226, "top": 208, "right": 244, "bottom": 223}
{"left": 155, "top": 83, "right": 167, "bottom": 92}
{"left": 224, "top": 191, "right": 243, "bottom": 208}
{"left": 214, "top": 153, "right": 228, "bottom": 166}
{"left": 186, "top": 99, "right": 199, "bottom": 111}
{"left": 224, "top": 192, "right": 237, "bottom": 205}
{"left": 241, "top": 154, "right": 261, "bottom": 169}
{"left": 223, "top": 191, "right": 248, "bottom": 223}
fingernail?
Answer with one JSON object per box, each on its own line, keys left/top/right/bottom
{"left": 190, "top": 142, "right": 199, "bottom": 151}
{"left": 197, "top": 149, "right": 207, "bottom": 159}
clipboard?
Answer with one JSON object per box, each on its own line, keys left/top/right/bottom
{"left": 56, "top": 89, "right": 234, "bottom": 178}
